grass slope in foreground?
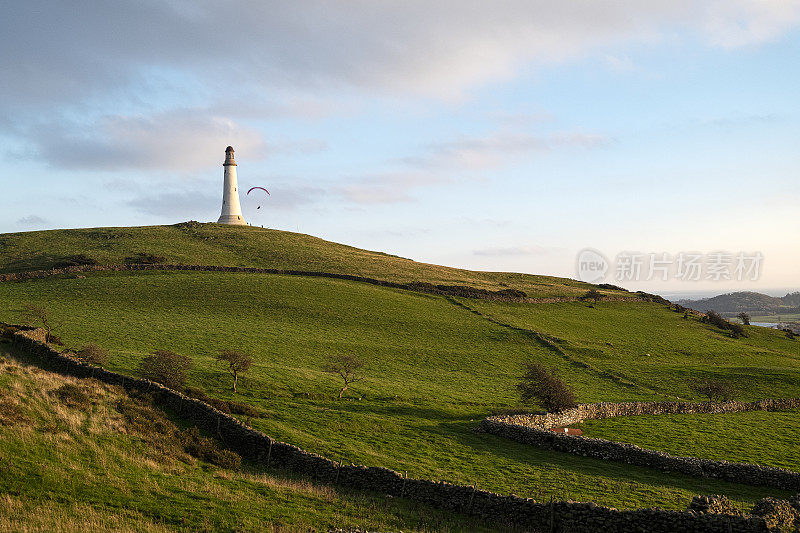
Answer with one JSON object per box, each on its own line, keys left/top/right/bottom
{"left": 1, "top": 270, "right": 796, "bottom": 511}
{"left": 0, "top": 346, "right": 501, "bottom": 532}
{"left": 0, "top": 223, "right": 620, "bottom": 298}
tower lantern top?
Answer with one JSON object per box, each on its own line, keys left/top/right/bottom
{"left": 224, "top": 146, "right": 236, "bottom": 166}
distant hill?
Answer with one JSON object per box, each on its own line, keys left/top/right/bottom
{"left": 0, "top": 222, "right": 626, "bottom": 298}
{"left": 678, "top": 291, "right": 800, "bottom": 316}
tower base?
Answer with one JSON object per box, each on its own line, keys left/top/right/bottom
{"left": 217, "top": 214, "right": 247, "bottom": 225}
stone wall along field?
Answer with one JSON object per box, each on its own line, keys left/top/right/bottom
{"left": 482, "top": 399, "right": 800, "bottom": 491}
{"left": 8, "top": 328, "right": 790, "bottom": 531}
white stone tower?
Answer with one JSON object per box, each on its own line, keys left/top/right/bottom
{"left": 217, "top": 146, "right": 247, "bottom": 225}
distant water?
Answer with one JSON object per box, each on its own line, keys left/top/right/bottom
{"left": 751, "top": 322, "right": 779, "bottom": 328}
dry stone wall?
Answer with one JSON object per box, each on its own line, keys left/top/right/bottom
{"left": 0, "top": 263, "right": 637, "bottom": 303}
{"left": 8, "top": 328, "right": 783, "bottom": 532}
{"left": 482, "top": 400, "right": 800, "bottom": 491}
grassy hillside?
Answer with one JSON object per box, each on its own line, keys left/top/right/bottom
{"left": 1, "top": 270, "right": 796, "bottom": 511}
{"left": 0, "top": 346, "right": 500, "bottom": 532}
{"left": 463, "top": 299, "right": 800, "bottom": 399}
{"left": 0, "top": 223, "right": 617, "bottom": 298}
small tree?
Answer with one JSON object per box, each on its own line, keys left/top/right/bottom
{"left": 323, "top": 354, "right": 364, "bottom": 399}
{"left": 215, "top": 350, "right": 253, "bottom": 393}
{"left": 517, "top": 362, "right": 577, "bottom": 411}
{"left": 737, "top": 312, "right": 751, "bottom": 326}
{"left": 689, "top": 378, "right": 735, "bottom": 402}
{"left": 75, "top": 343, "right": 110, "bottom": 366}
{"left": 581, "top": 289, "right": 604, "bottom": 303}
{"left": 140, "top": 350, "right": 192, "bottom": 390}
{"left": 20, "top": 304, "right": 55, "bottom": 340}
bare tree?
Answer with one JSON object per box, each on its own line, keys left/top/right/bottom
{"left": 215, "top": 350, "right": 253, "bottom": 393}
{"left": 20, "top": 304, "right": 55, "bottom": 340}
{"left": 737, "top": 312, "right": 751, "bottom": 326}
{"left": 323, "top": 354, "right": 364, "bottom": 399}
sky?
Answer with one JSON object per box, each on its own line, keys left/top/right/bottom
{"left": 1, "top": 1, "right": 798, "bottom": 297}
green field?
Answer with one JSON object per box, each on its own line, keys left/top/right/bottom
{"left": 576, "top": 410, "right": 800, "bottom": 472}
{"left": 0, "top": 346, "right": 493, "bottom": 532}
{"left": 2, "top": 262, "right": 798, "bottom": 511}
{"left": 464, "top": 298, "right": 800, "bottom": 400}
{"left": 0, "top": 223, "right": 617, "bottom": 298}
{"left": 750, "top": 313, "right": 800, "bottom": 323}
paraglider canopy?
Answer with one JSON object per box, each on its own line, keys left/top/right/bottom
{"left": 247, "top": 186, "right": 270, "bottom": 209}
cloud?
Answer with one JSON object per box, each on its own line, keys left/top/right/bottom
{"left": 129, "top": 181, "right": 326, "bottom": 220}
{"left": 127, "top": 191, "right": 219, "bottom": 220}
{"left": 16, "top": 215, "right": 49, "bottom": 227}
{"left": 602, "top": 54, "right": 636, "bottom": 73}
{"left": 2, "top": 1, "right": 798, "bottom": 175}
{"left": 2, "top": 1, "right": 799, "bottom": 108}
{"left": 24, "top": 110, "right": 268, "bottom": 172}
{"left": 473, "top": 245, "right": 564, "bottom": 256}
{"left": 403, "top": 132, "right": 611, "bottom": 170}
{"left": 337, "top": 172, "right": 448, "bottom": 204}
{"left": 242, "top": 183, "right": 327, "bottom": 210}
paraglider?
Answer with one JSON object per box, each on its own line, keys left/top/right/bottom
{"left": 247, "top": 186, "right": 270, "bottom": 209}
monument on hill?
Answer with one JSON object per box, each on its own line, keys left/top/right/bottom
{"left": 217, "top": 146, "right": 247, "bottom": 225}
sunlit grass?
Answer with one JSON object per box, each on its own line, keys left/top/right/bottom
{"left": 0, "top": 349, "right": 505, "bottom": 532}
{"left": 1, "top": 271, "right": 797, "bottom": 510}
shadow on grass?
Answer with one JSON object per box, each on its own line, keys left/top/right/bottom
{"left": 430, "top": 418, "right": 790, "bottom": 506}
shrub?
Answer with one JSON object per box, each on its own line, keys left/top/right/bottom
{"left": 0, "top": 397, "right": 30, "bottom": 426}
{"left": 183, "top": 387, "right": 262, "bottom": 418}
{"left": 597, "top": 283, "right": 627, "bottom": 292}
{"left": 115, "top": 396, "right": 174, "bottom": 435}
{"left": 52, "top": 254, "right": 98, "bottom": 268}
{"left": 689, "top": 378, "right": 735, "bottom": 402}
{"left": 0, "top": 324, "right": 20, "bottom": 340}
{"left": 208, "top": 398, "right": 232, "bottom": 414}
{"left": 125, "top": 252, "right": 166, "bottom": 264}
{"left": 175, "top": 220, "right": 201, "bottom": 229}
{"left": 580, "top": 289, "right": 604, "bottom": 302}
{"left": 703, "top": 310, "right": 747, "bottom": 338}
{"left": 635, "top": 291, "right": 671, "bottom": 305}
{"left": 179, "top": 427, "right": 241, "bottom": 470}
{"left": 737, "top": 312, "right": 751, "bottom": 325}
{"left": 52, "top": 383, "right": 92, "bottom": 408}
{"left": 74, "top": 343, "right": 110, "bottom": 365}
{"left": 517, "top": 362, "right": 577, "bottom": 411}
{"left": 728, "top": 322, "right": 746, "bottom": 338}
{"left": 183, "top": 386, "right": 212, "bottom": 403}
{"left": 227, "top": 400, "right": 263, "bottom": 418}
{"left": 139, "top": 350, "right": 192, "bottom": 389}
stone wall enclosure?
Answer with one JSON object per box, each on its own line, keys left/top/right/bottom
{"left": 8, "top": 328, "right": 791, "bottom": 532}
